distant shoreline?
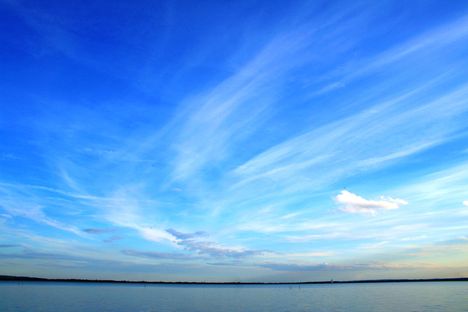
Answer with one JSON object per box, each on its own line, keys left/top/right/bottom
{"left": 1, "top": 275, "right": 467, "bottom": 285}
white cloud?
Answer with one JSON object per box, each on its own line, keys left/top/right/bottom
{"left": 139, "top": 227, "right": 176, "bottom": 243}
{"left": 336, "top": 190, "right": 408, "bottom": 215}
{"left": 463, "top": 200, "right": 468, "bottom": 207}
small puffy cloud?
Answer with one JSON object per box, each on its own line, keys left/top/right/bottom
{"left": 463, "top": 200, "right": 468, "bottom": 207}
{"left": 336, "top": 190, "right": 407, "bottom": 215}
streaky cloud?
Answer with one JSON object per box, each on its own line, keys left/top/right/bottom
{"left": 122, "top": 249, "right": 196, "bottom": 261}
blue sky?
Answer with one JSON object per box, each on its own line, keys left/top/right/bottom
{"left": 1, "top": 0, "right": 468, "bottom": 282}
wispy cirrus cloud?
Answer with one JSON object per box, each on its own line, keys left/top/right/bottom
{"left": 0, "top": 196, "right": 83, "bottom": 237}
{"left": 394, "top": 161, "right": 468, "bottom": 205}
{"left": 232, "top": 81, "right": 468, "bottom": 198}
{"left": 168, "top": 36, "right": 308, "bottom": 182}
{"left": 336, "top": 190, "right": 408, "bottom": 215}
{"left": 166, "top": 5, "right": 377, "bottom": 184}
{"left": 314, "top": 14, "right": 468, "bottom": 95}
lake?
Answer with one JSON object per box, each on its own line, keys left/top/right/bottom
{"left": 1, "top": 281, "right": 467, "bottom": 311}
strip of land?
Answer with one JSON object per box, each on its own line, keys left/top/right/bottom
{"left": 0, "top": 275, "right": 467, "bottom": 285}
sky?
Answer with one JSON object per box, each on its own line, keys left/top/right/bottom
{"left": 0, "top": 0, "right": 468, "bottom": 282}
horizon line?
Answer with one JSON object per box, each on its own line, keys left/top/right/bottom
{"left": 1, "top": 275, "right": 467, "bottom": 285}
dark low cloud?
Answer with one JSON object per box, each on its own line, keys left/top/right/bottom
{"left": 103, "top": 235, "right": 123, "bottom": 243}
{"left": 207, "top": 261, "right": 245, "bottom": 266}
{"left": 0, "top": 244, "right": 19, "bottom": 248}
{"left": 83, "top": 228, "right": 122, "bottom": 243}
{"left": 122, "top": 249, "right": 196, "bottom": 260}
{"left": 182, "top": 240, "right": 264, "bottom": 258}
{"left": 83, "top": 228, "right": 115, "bottom": 234}
{"left": 166, "top": 228, "right": 264, "bottom": 258}
{"left": 166, "top": 228, "right": 207, "bottom": 240}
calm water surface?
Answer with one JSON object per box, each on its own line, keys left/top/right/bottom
{"left": 1, "top": 281, "right": 467, "bottom": 312}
